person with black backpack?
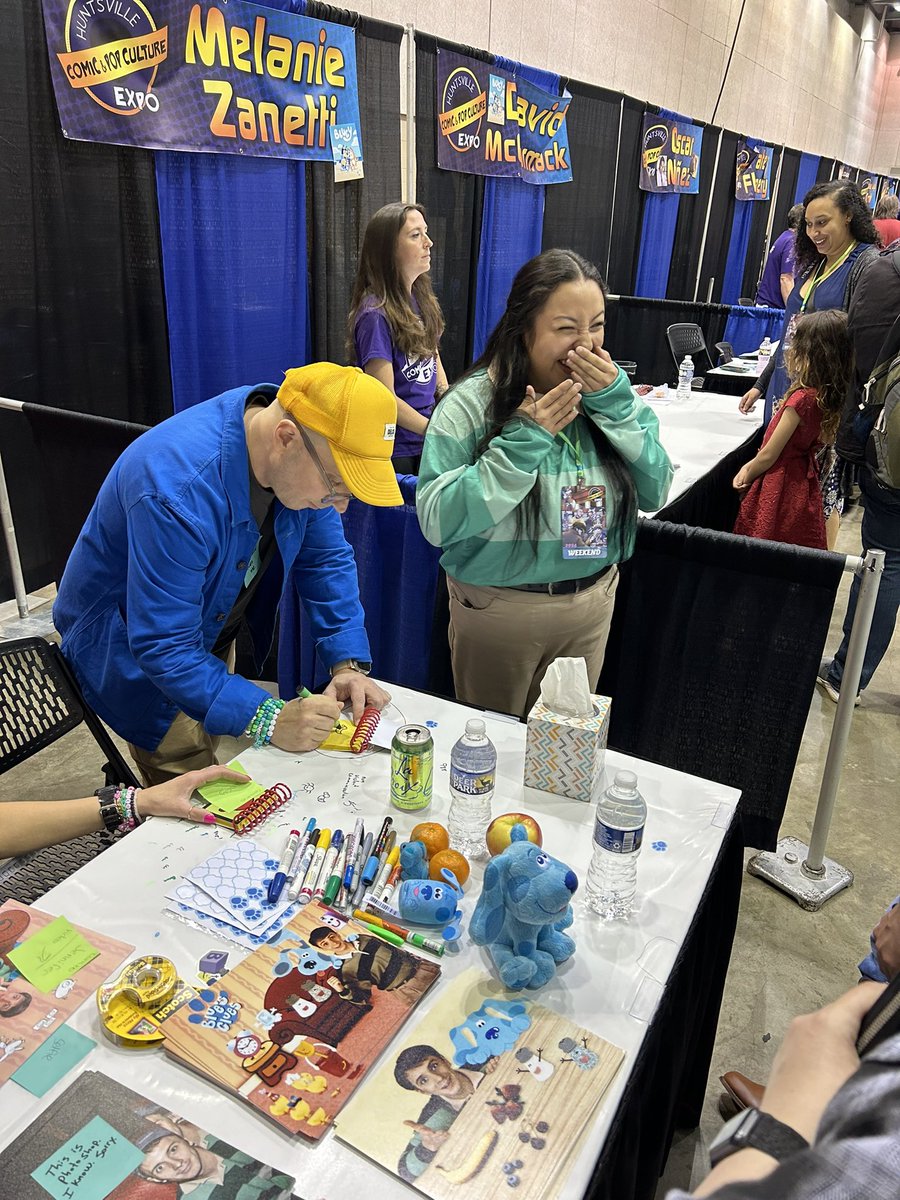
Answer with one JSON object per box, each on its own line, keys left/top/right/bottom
{"left": 817, "top": 244, "right": 900, "bottom": 704}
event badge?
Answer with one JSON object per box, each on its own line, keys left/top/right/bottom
{"left": 244, "top": 543, "right": 261, "bottom": 588}
{"left": 561, "top": 483, "right": 608, "bottom": 560}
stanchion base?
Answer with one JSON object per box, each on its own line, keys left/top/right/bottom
{"left": 0, "top": 609, "right": 57, "bottom": 640}
{"left": 747, "top": 836, "right": 854, "bottom": 912}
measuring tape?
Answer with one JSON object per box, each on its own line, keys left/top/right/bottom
{"left": 96, "top": 955, "right": 190, "bottom": 1048}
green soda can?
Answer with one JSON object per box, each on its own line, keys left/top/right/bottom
{"left": 391, "top": 724, "right": 434, "bottom": 812}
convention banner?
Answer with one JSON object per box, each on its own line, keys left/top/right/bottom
{"left": 40, "top": 0, "right": 363, "bottom": 163}
{"left": 435, "top": 49, "right": 572, "bottom": 185}
{"left": 639, "top": 113, "right": 702, "bottom": 194}
{"left": 735, "top": 138, "right": 772, "bottom": 201}
{"left": 858, "top": 173, "right": 879, "bottom": 211}
{"left": 881, "top": 177, "right": 899, "bottom": 202}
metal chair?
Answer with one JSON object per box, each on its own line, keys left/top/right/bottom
{"left": 666, "top": 323, "right": 714, "bottom": 384}
{"left": 738, "top": 297, "right": 755, "bottom": 306}
{"left": 0, "top": 636, "right": 139, "bottom": 903}
{"left": 715, "top": 341, "right": 734, "bottom": 365}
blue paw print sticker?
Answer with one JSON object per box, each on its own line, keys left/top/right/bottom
{"left": 244, "top": 909, "right": 262, "bottom": 922}
{"left": 652, "top": 840, "right": 668, "bottom": 852}
{"left": 426, "top": 720, "right": 438, "bottom": 728}
{"left": 264, "top": 859, "right": 279, "bottom": 870}
{"left": 230, "top": 896, "right": 248, "bottom": 909}
{"left": 187, "top": 988, "right": 242, "bottom": 1030}
{"left": 247, "top": 886, "right": 265, "bottom": 899}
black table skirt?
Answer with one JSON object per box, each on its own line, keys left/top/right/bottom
{"left": 703, "top": 371, "right": 756, "bottom": 397}
{"left": 587, "top": 818, "right": 744, "bottom": 1200}
{"left": 655, "top": 427, "right": 763, "bottom": 533}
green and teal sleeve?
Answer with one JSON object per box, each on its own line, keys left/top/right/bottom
{"left": 581, "top": 370, "right": 675, "bottom": 510}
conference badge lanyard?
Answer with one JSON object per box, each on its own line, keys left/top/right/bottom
{"left": 789, "top": 240, "right": 858, "bottom": 342}
{"left": 557, "top": 430, "right": 608, "bottom": 561}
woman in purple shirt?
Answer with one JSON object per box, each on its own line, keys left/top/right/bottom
{"left": 348, "top": 203, "right": 449, "bottom": 472}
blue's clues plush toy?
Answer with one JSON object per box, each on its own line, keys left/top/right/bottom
{"left": 470, "top": 824, "right": 578, "bottom": 990}
{"left": 399, "top": 840, "right": 429, "bottom": 881}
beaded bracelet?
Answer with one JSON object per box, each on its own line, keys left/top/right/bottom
{"left": 244, "top": 697, "right": 286, "bottom": 749}
{"left": 94, "top": 785, "right": 143, "bottom": 835}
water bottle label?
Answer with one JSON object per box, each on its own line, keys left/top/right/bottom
{"left": 449, "top": 766, "right": 495, "bottom": 796}
{"left": 593, "top": 818, "right": 644, "bottom": 854}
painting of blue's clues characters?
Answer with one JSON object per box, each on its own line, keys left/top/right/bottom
{"left": 449, "top": 1000, "right": 531, "bottom": 1066}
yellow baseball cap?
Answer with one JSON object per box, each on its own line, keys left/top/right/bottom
{"left": 277, "top": 364, "right": 402, "bottom": 507}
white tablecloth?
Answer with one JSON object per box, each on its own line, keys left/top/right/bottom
{"left": 0, "top": 685, "right": 739, "bottom": 1200}
{"left": 641, "top": 388, "right": 762, "bottom": 515}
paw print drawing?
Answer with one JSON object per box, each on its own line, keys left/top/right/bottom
{"left": 651, "top": 841, "right": 668, "bottom": 852}
{"left": 187, "top": 989, "right": 242, "bottom": 1031}
{"left": 425, "top": 720, "right": 438, "bottom": 728}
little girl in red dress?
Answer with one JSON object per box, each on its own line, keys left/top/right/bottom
{"left": 734, "top": 309, "right": 852, "bottom": 549}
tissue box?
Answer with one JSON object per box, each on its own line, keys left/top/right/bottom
{"left": 524, "top": 695, "right": 612, "bottom": 802}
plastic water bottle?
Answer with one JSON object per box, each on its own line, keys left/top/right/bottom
{"left": 584, "top": 770, "right": 646, "bottom": 919}
{"left": 756, "top": 336, "right": 773, "bottom": 376}
{"left": 676, "top": 355, "right": 694, "bottom": 401}
{"left": 448, "top": 719, "right": 496, "bottom": 860}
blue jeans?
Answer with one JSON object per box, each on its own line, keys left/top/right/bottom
{"left": 828, "top": 469, "right": 900, "bottom": 693}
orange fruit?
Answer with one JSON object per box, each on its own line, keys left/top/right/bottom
{"left": 429, "top": 848, "right": 470, "bottom": 887}
{"left": 410, "top": 821, "right": 450, "bottom": 859}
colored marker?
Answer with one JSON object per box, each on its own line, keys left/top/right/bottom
{"left": 378, "top": 858, "right": 403, "bottom": 905}
{"left": 373, "top": 817, "right": 393, "bottom": 858}
{"left": 351, "top": 832, "right": 374, "bottom": 897}
{"left": 367, "top": 846, "right": 399, "bottom": 905}
{"left": 358, "top": 919, "right": 405, "bottom": 948}
{"left": 343, "top": 817, "right": 364, "bottom": 889}
{"left": 298, "top": 828, "right": 331, "bottom": 905}
{"left": 316, "top": 830, "right": 344, "bottom": 903}
{"left": 288, "top": 828, "right": 320, "bottom": 901}
{"left": 327, "top": 838, "right": 351, "bottom": 908}
{"left": 353, "top": 910, "right": 446, "bottom": 957}
{"left": 268, "top": 828, "right": 301, "bottom": 904}
{"left": 287, "top": 818, "right": 316, "bottom": 877}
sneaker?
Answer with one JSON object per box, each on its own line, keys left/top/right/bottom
{"left": 816, "top": 671, "right": 861, "bottom": 706}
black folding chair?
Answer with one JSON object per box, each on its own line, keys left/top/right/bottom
{"left": 715, "top": 340, "right": 734, "bottom": 365}
{"left": 0, "top": 636, "right": 139, "bottom": 902}
{"left": 666, "top": 323, "right": 714, "bottom": 385}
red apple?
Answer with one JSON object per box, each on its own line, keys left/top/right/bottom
{"left": 486, "top": 812, "right": 543, "bottom": 857}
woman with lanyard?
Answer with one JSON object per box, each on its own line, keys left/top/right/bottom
{"left": 739, "top": 182, "right": 877, "bottom": 542}
{"left": 416, "top": 249, "right": 673, "bottom": 719}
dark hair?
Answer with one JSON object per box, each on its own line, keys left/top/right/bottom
{"left": 787, "top": 203, "right": 805, "bottom": 231}
{"left": 784, "top": 309, "right": 853, "bottom": 442}
{"left": 875, "top": 192, "right": 899, "bottom": 220}
{"left": 394, "top": 1044, "right": 445, "bottom": 1090}
{"left": 0, "top": 991, "right": 31, "bottom": 1017}
{"left": 795, "top": 182, "right": 877, "bottom": 274}
{"left": 347, "top": 203, "right": 445, "bottom": 362}
{"left": 308, "top": 927, "right": 333, "bottom": 947}
{"left": 467, "top": 249, "right": 636, "bottom": 557}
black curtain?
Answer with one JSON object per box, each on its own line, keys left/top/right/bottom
{"left": 818, "top": 157, "right": 839, "bottom": 183}
{"left": 0, "top": 0, "right": 172, "bottom": 598}
{"left": 542, "top": 81, "right": 622, "bottom": 281}
{"left": 414, "top": 34, "right": 486, "bottom": 384}
{"left": 696, "top": 129, "right": 740, "bottom": 304}
{"left": 598, "top": 520, "right": 845, "bottom": 850}
{"left": 606, "top": 96, "right": 646, "bottom": 296}
{"left": 773, "top": 146, "right": 801, "bottom": 231}
{"left": 740, "top": 145, "right": 783, "bottom": 300}
{"left": 667, "top": 125, "right": 722, "bottom": 301}
{"left": 305, "top": 8, "right": 403, "bottom": 364}
{"left": 603, "top": 297, "right": 731, "bottom": 385}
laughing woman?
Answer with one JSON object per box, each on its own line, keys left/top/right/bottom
{"left": 417, "top": 249, "right": 673, "bottom": 719}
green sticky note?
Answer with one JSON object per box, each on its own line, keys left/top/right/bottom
{"left": 197, "top": 758, "right": 265, "bottom": 818}
{"left": 12, "top": 1024, "right": 96, "bottom": 1097}
{"left": 7, "top": 916, "right": 99, "bottom": 993}
{"left": 31, "top": 1115, "right": 143, "bottom": 1200}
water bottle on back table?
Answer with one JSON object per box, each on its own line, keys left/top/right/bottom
{"left": 584, "top": 769, "right": 646, "bottom": 919}
{"left": 676, "top": 355, "right": 694, "bottom": 402}
{"left": 756, "top": 336, "right": 773, "bottom": 376}
{"left": 448, "top": 719, "right": 496, "bottom": 860}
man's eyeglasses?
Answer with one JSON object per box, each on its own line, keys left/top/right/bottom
{"left": 298, "top": 426, "right": 350, "bottom": 505}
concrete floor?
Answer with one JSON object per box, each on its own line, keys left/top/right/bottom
{"left": 1, "top": 505, "right": 897, "bottom": 1196}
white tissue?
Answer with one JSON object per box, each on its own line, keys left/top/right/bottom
{"left": 539, "top": 657, "right": 593, "bottom": 717}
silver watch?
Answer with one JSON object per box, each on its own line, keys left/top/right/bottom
{"left": 330, "top": 659, "right": 372, "bottom": 676}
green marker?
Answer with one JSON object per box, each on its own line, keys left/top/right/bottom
{"left": 359, "top": 920, "right": 405, "bottom": 948}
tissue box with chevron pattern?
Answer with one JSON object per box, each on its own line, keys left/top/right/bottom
{"left": 523, "top": 695, "right": 612, "bottom": 802}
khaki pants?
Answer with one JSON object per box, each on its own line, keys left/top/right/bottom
{"left": 128, "top": 643, "right": 236, "bottom": 787}
{"left": 447, "top": 569, "right": 619, "bottom": 720}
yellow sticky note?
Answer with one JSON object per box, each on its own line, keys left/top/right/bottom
{"left": 7, "top": 916, "right": 99, "bottom": 993}
{"left": 197, "top": 758, "right": 264, "bottom": 818}
{"left": 319, "top": 718, "right": 355, "bottom": 752}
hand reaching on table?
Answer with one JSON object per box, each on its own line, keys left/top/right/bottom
{"left": 740, "top": 387, "right": 761, "bottom": 413}
{"left": 270, "top": 695, "right": 344, "bottom": 752}
{"left": 136, "top": 764, "right": 250, "bottom": 823}
{"left": 325, "top": 672, "right": 391, "bottom": 723}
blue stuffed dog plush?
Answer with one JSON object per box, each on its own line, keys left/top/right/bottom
{"left": 470, "top": 825, "right": 578, "bottom": 990}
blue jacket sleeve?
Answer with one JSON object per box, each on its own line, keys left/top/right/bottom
{"left": 124, "top": 496, "right": 269, "bottom": 737}
{"left": 290, "top": 508, "right": 371, "bottom": 669}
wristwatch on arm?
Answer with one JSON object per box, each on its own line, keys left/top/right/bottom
{"left": 330, "top": 659, "right": 372, "bottom": 677}
{"left": 709, "top": 1108, "right": 809, "bottom": 1167}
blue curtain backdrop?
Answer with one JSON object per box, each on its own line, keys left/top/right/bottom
{"left": 473, "top": 59, "right": 559, "bottom": 359}
{"left": 155, "top": 152, "right": 310, "bottom": 411}
{"left": 794, "top": 153, "right": 820, "bottom": 204}
{"left": 721, "top": 199, "right": 755, "bottom": 304}
{"left": 634, "top": 193, "right": 680, "bottom": 298}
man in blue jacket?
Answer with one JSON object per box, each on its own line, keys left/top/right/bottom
{"left": 54, "top": 363, "right": 400, "bottom": 784}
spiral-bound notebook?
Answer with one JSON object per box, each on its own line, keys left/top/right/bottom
{"left": 195, "top": 762, "right": 291, "bottom": 833}
{"left": 319, "top": 706, "right": 399, "bottom": 753}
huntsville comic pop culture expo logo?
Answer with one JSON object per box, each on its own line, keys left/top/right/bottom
{"left": 57, "top": 0, "right": 168, "bottom": 117}
{"left": 440, "top": 62, "right": 486, "bottom": 155}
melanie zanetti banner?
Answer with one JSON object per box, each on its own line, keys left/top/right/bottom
{"left": 436, "top": 49, "right": 573, "bottom": 185}
{"left": 41, "top": 0, "right": 362, "bottom": 162}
